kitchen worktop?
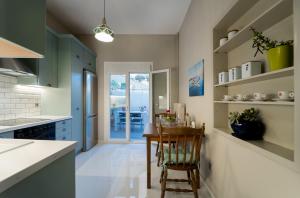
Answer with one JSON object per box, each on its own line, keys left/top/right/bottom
{"left": 0, "top": 115, "right": 72, "bottom": 134}
{"left": 0, "top": 139, "right": 76, "bottom": 193}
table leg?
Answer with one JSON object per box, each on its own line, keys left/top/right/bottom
{"left": 147, "top": 137, "right": 151, "bottom": 189}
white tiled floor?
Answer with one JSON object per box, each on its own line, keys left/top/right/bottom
{"left": 76, "top": 144, "right": 212, "bottom": 198}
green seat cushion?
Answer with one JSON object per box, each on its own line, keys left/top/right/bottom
{"left": 162, "top": 148, "right": 197, "bottom": 165}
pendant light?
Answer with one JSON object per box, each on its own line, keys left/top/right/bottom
{"left": 94, "top": 0, "right": 114, "bottom": 42}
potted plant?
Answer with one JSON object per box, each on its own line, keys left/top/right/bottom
{"left": 229, "top": 108, "right": 265, "bottom": 140}
{"left": 250, "top": 27, "right": 293, "bottom": 71}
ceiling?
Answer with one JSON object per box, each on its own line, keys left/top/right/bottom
{"left": 46, "top": 0, "right": 191, "bottom": 35}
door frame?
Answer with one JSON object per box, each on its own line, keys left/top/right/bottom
{"left": 104, "top": 62, "right": 152, "bottom": 143}
{"left": 150, "top": 68, "right": 170, "bottom": 118}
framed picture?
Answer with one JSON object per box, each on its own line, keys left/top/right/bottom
{"left": 188, "top": 59, "right": 204, "bottom": 96}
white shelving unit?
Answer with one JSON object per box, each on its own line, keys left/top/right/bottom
{"left": 214, "top": 100, "right": 294, "bottom": 106}
{"left": 215, "top": 67, "right": 294, "bottom": 87}
{"left": 213, "top": 0, "right": 296, "bottom": 163}
{"left": 213, "top": 128, "right": 294, "bottom": 161}
{"left": 214, "top": 0, "right": 293, "bottom": 53}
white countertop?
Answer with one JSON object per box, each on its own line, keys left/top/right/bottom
{"left": 0, "top": 139, "right": 76, "bottom": 193}
{"left": 0, "top": 115, "right": 72, "bottom": 134}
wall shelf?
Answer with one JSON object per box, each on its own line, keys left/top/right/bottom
{"left": 213, "top": 0, "right": 293, "bottom": 53}
{"left": 214, "top": 100, "right": 294, "bottom": 106}
{"left": 213, "top": 127, "right": 294, "bottom": 162}
{"left": 214, "top": 67, "right": 294, "bottom": 87}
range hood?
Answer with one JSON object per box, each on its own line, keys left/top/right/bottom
{"left": 0, "top": 59, "right": 36, "bottom": 77}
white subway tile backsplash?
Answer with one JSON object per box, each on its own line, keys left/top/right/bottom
{"left": 0, "top": 75, "right": 41, "bottom": 120}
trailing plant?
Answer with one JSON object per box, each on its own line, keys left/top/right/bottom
{"left": 250, "top": 27, "right": 293, "bottom": 57}
{"left": 229, "top": 108, "right": 260, "bottom": 124}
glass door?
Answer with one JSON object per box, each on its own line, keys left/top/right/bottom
{"left": 109, "top": 74, "right": 129, "bottom": 140}
{"left": 129, "top": 73, "right": 150, "bottom": 141}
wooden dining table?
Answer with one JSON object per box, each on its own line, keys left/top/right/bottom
{"left": 142, "top": 123, "right": 160, "bottom": 189}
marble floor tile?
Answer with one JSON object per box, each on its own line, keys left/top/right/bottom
{"left": 76, "top": 144, "right": 212, "bottom": 198}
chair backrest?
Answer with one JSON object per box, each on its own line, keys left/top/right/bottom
{"left": 159, "top": 123, "right": 205, "bottom": 166}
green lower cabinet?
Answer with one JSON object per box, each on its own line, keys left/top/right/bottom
{"left": 0, "top": 131, "right": 14, "bottom": 138}
{"left": 55, "top": 119, "right": 72, "bottom": 141}
{"left": 0, "top": 151, "right": 75, "bottom": 198}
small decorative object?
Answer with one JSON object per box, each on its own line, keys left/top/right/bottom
{"left": 275, "top": 90, "right": 294, "bottom": 101}
{"left": 188, "top": 59, "right": 204, "bottom": 96}
{"left": 235, "top": 94, "right": 251, "bottom": 101}
{"left": 223, "top": 95, "right": 233, "bottom": 101}
{"left": 219, "top": 37, "right": 228, "bottom": 46}
{"left": 252, "top": 93, "right": 273, "bottom": 101}
{"left": 241, "top": 61, "right": 262, "bottom": 79}
{"left": 218, "top": 71, "right": 229, "bottom": 84}
{"left": 289, "top": 91, "right": 295, "bottom": 100}
{"left": 250, "top": 27, "right": 293, "bottom": 71}
{"left": 191, "top": 121, "right": 196, "bottom": 128}
{"left": 228, "top": 66, "right": 241, "bottom": 82}
{"left": 161, "top": 111, "right": 177, "bottom": 127}
{"left": 185, "top": 113, "right": 191, "bottom": 127}
{"left": 227, "top": 30, "right": 239, "bottom": 40}
{"left": 229, "top": 108, "right": 265, "bottom": 140}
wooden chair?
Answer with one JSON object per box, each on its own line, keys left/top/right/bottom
{"left": 154, "top": 113, "right": 176, "bottom": 166}
{"left": 159, "top": 124, "right": 205, "bottom": 198}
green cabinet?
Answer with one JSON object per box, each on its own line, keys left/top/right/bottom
{"left": 57, "top": 35, "right": 96, "bottom": 154}
{"left": 17, "top": 28, "right": 58, "bottom": 87}
{"left": 0, "top": 131, "right": 14, "bottom": 138}
{"left": 0, "top": 0, "right": 46, "bottom": 57}
{"left": 38, "top": 28, "right": 58, "bottom": 87}
{"left": 55, "top": 119, "right": 72, "bottom": 141}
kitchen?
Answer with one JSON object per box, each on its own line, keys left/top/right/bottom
{"left": 1, "top": 0, "right": 300, "bottom": 198}
{"left": 0, "top": 0, "right": 98, "bottom": 197}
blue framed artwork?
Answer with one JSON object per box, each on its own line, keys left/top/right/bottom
{"left": 188, "top": 59, "right": 204, "bottom": 96}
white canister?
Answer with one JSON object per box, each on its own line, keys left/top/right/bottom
{"left": 227, "top": 30, "right": 239, "bottom": 40}
{"left": 241, "top": 61, "right": 262, "bottom": 79}
{"left": 218, "top": 72, "right": 229, "bottom": 84}
{"left": 228, "top": 66, "right": 241, "bottom": 82}
{"left": 219, "top": 37, "right": 228, "bottom": 46}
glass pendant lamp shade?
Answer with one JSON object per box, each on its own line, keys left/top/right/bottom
{"left": 94, "top": 0, "right": 114, "bottom": 42}
{"left": 94, "top": 18, "right": 114, "bottom": 42}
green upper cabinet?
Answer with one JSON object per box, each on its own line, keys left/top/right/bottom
{"left": 0, "top": 0, "right": 46, "bottom": 58}
{"left": 38, "top": 28, "right": 59, "bottom": 87}
{"left": 83, "top": 50, "right": 96, "bottom": 72}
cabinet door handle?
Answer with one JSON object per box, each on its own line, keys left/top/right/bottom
{"left": 76, "top": 107, "right": 80, "bottom": 111}
{"left": 88, "top": 62, "right": 92, "bottom": 66}
{"left": 62, "top": 136, "right": 66, "bottom": 140}
{"left": 62, "top": 121, "right": 66, "bottom": 124}
{"left": 76, "top": 55, "right": 80, "bottom": 59}
{"left": 47, "top": 83, "right": 52, "bottom": 87}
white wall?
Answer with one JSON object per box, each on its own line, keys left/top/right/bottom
{"left": 0, "top": 75, "right": 41, "bottom": 120}
{"left": 179, "top": 0, "right": 300, "bottom": 197}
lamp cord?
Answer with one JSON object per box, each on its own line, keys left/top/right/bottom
{"left": 104, "top": 0, "right": 106, "bottom": 18}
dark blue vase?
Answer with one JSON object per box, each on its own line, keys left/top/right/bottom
{"left": 231, "top": 121, "right": 265, "bottom": 140}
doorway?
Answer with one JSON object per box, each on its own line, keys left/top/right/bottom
{"left": 104, "top": 62, "right": 170, "bottom": 143}
{"left": 104, "top": 62, "right": 151, "bottom": 143}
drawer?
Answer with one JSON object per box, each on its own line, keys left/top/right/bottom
{"left": 56, "top": 126, "right": 71, "bottom": 140}
{"left": 0, "top": 131, "right": 14, "bottom": 138}
{"left": 55, "top": 119, "right": 71, "bottom": 130}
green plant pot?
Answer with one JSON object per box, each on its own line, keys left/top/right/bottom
{"left": 267, "top": 45, "right": 293, "bottom": 71}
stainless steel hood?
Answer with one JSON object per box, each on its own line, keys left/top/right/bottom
{"left": 0, "top": 59, "right": 36, "bottom": 77}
